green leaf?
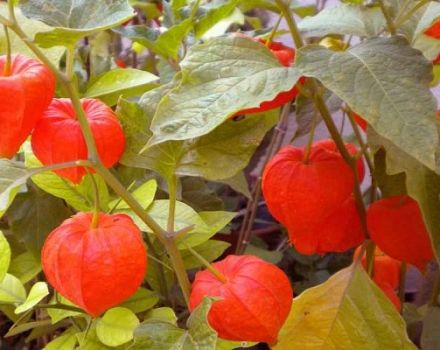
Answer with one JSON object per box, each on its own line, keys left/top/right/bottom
{"left": 144, "top": 307, "right": 178, "bottom": 325}
{"left": 26, "top": 153, "right": 110, "bottom": 212}
{"left": 133, "top": 298, "right": 217, "bottom": 349}
{"left": 43, "top": 330, "right": 78, "bottom": 350}
{"left": 298, "top": 4, "right": 385, "bottom": 37}
{"left": 0, "top": 160, "right": 31, "bottom": 218}
{"left": 181, "top": 240, "right": 230, "bottom": 269}
{"left": 8, "top": 188, "right": 71, "bottom": 259}
{"left": 109, "top": 179, "right": 157, "bottom": 210}
{"left": 15, "top": 282, "right": 49, "bottom": 314}
{"left": 273, "top": 264, "right": 416, "bottom": 350}
{"left": 194, "top": 0, "right": 240, "bottom": 39}
{"left": 0, "top": 273, "right": 26, "bottom": 304}
{"left": 84, "top": 68, "right": 159, "bottom": 106}
{"left": 96, "top": 307, "right": 140, "bottom": 347}
{"left": 201, "top": 8, "right": 245, "bottom": 40}
{"left": 0, "top": 4, "right": 64, "bottom": 65}
{"left": 47, "top": 295, "right": 81, "bottom": 324}
{"left": 0, "top": 231, "right": 11, "bottom": 282}
{"left": 119, "top": 96, "right": 278, "bottom": 182}
{"left": 296, "top": 37, "right": 439, "bottom": 172}
{"left": 181, "top": 177, "right": 225, "bottom": 211}
{"left": 77, "top": 326, "right": 121, "bottom": 350}
{"left": 115, "top": 18, "right": 193, "bottom": 59}
{"left": 8, "top": 251, "right": 41, "bottom": 284}
{"left": 119, "top": 288, "right": 159, "bottom": 313}
{"left": 128, "top": 200, "right": 235, "bottom": 248}
{"left": 148, "top": 36, "right": 300, "bottom": 145}
{"left": 20, "top": 0, "right": 135, "bottom": 48}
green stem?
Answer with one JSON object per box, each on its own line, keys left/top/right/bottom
{"left": 87, "top": 171, "right": 101, "bottom": 229}
{"left": 185, "top": 244, "right": 227, "bottom": 283}
{"left": 378, "top": 0, "right": 396, "bottom": 35}
{"left": 266, "top": 12, "right": 284, "bottom": 47}
{"left": 275, "top": 0, "right": 304, "bottom": 48}
{"left": 65, "top": 46, "right": 75, "bottom": 80}
{"left": 302, "top": 109, "right": 318, "bottom": 163}
{"left": 164, "top": 237, "right": 191, "bottom": 305}
{"left": 36, "top": 304, "right": 85, "bottom": 314}
{"left": 167, "top": 175, "right": 178, "bottom": 233}
{"left": 95, "top": 164, "right": 191, "bottom": 305}
{"left": 2, "top": 25, "right": 12, "bottom": 76}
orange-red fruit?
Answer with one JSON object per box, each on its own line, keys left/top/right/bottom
{"left": 262, "top": 139, "right": 365, "bottom": 255}
{"left": 356, "top": 247, "right": 401, "bottom": 310}
{"left": 189, "top": 255, "right": 293, "bottom": 344}
{"left": 236, "top": 39, "right": 303, "bottom": 115}
{"left": 0, "top": 54, "right": 55, "bottom": 158}
{"left": 425, "top": 20, "right": 440, "bottom": 39}
{"left": 31, "top": 98, "right": 126, "bottom": 184}
{"left": 42, "top": 212, "right": 147, "bottom": 317}
{"left": 367, "top": 195, "right": 434, "bottom": 271}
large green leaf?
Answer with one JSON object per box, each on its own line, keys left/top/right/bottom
{"left": 298, "top": 4, "right": 385, "bottom": 37}
{"left": 84, "top": 68, "right": 159, "bottom": 106}
{"left": 296, "top": 37, "right": 439, "bottom": 172}
{"left": 119, "top": 96, "right": 277, "bottom": 182}
{"left": 0, "top": 4, "right": 64, "bottom": 64}
{"left": 273, "top": 264, "right": 416, "bottom": 349}
{"left": 19, "top": 0, "right": 135, "bottom": 48}
{"left": 8, "top": 188, "right": 71, "bottom": 259}
{"left": 0, "top": 231, "right": 11, "bottom": 283}
{"left": 148, "top": 36, "right": 300, "bottom": 145}
{"left": 132, "top": 298, "right": 217, "bottom": 349}
{"left": 0, "top": 160, "right": 31, "bottom": 218}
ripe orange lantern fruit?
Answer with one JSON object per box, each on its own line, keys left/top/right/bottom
{"left": 235, "top": 39, "right": 304, "bottom": 115}
{"left": 0, "top": 54, "right": 55, "bottom": 159}
{"left": 262, "top": 139, "right": 365, "bottom": 255}
{"left": 31, "top": 98, "right": 126, "bottom": 184}
{"left": 189, "top": 255, "right": 293, "bottom": 344}
{"left": 367, "top": 195, "right": 434, "bottom": 271}
{"left": 42, "top": 212, "right": 147, "bottom": 317}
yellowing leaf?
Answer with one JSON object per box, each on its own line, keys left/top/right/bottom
{"left": 273, "top": 264, "right": 417, "bottom": 350}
